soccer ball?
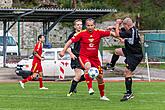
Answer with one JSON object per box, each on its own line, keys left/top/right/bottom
{"left": 88, "top": 67, "right": 99, "bottom": 79}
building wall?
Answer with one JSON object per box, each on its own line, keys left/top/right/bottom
{"left": 0, "top": 0, "right": 12, "bottom": 7}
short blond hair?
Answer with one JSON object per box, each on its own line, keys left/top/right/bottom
{"left": 73, "top": 19, "right": 82, "bottom": 25}
{"left": 123, "top": 17, "right": 133, "bottom": 26}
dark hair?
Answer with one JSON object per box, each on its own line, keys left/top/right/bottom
{"left": 85, "top": 18, "right": 95, "bottom": 24}
{"left": 38, "top": 35, "right": 44, "bottom": 41}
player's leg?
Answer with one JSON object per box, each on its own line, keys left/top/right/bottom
{"left": 67, "top": 58, "right": 83, "bottom": 95}
{"left": 19, "top": 63, "right": 38, "bottom": 88}
{"left": 38, "top": 64, "right": 48, "bottom": 90}
{"left": 120, "top": 67, "right": 134, "bottom": 101}
{"left": 120, "top": 54, "right": 143, "bottom": 101}
{"left": 96, "top": 66, "right": 109, "bottom": 101}
{"left": 106, "top": 48, "right": 124, "bottom": 71}
{"left": 84, "top": 62, "right": 94, "bottom": 95}
{"left": 38, "top": 72, "right": 48, "bottom": 90}
{"left": 79, "top": 56, "right": 94, "bottom": 95}
{"left": 120, "top": 53, "right": 142, "bottom": 101}
{"left": 67, "top": 68, "right": 82, "bottom": 96}
{"left": 118, "top": 49, "right": 133, "bottom": 101}
{"left": 91, "top": 57, "right": 109, "bottom": 101}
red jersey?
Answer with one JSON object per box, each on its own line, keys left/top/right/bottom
{"left": 71, "top": 29, "right": 110, "bottom": 57}
{"left": 33, "top": 41, "right": 42, "bottom": 63}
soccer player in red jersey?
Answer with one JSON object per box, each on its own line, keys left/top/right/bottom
{"left": 19, "top": 35, "right": 48, "bottom": 90}
{"left": 59, "top": 18, "right": 115, "bottom": 101}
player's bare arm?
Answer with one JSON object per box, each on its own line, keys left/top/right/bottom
{"left": 115, "top": 19, "right": 122, "bottom": 36}
{"left": 59, "top": 39, "right": 73, "bottom": 57}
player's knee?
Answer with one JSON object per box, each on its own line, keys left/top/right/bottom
{"left": 97, "top": 74, "right": 103, "bottom": 83}
{"left": 74, "top": 75, "right": 81, "bottom": 81}
{"left": 84, "top": 62, "right": 91, "bottom": 70}
{"left": 124, "top": 68, "right": 132, "bottom": 77}
{"left": 38, "top": 72, "right": 43, "bottom": 77}
{"left": 115, "top": 48, "right": 120, "bottom": 55}
{"left": 97, "top": 78, "right": 104, "bottom": 84}
{"left": 32, "top": 73, "right": 37, "bottom": 78}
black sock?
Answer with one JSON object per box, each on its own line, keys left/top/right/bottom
{"left": 78, "top": 74, "right": 85, "bottom": 82}
{"left": 69, "top": 80, "right": 78, "bottom": 93}
{"left": 125, "top": 77, "right": 132, "bottom": 94}
{"left": 110, "top": 54, "right": 119, "bottom": 67}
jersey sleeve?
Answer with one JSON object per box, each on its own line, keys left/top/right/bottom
{"left": 34, "top": 42, "right": 41, "bottom": 53}
{"left": 71, "top": 32, "right": 81, "bottom": 43}
{"left": 99, "top": 29, "right": 111, "bottom": 38}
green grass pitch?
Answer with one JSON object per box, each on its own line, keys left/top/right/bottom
{"left": 0, "top": 81, "right": 165, "bottom": 110}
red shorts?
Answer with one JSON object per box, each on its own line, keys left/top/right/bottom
{"left": 31, "top": 62, "right": 42, "bottom": 73}
{"left": 79, "top": 55, "right": 101, "bottom": 69}
{"left": 79, "top": 55, "right": 103, "bottom": 75}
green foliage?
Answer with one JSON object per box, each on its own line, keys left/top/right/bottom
{"left": 77, "top": 0, "right": 109, "bottom": 9}
{"left": 17, "top": 0, "right": 39, "bottom": 8}
{"left": 56, "top": 0, "right": 71, "bottom": 8}
{"left": 13, "top": 0, "right": 165, "bottom": 29}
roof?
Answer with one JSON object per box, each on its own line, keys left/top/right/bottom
{"left": 0, "top": 8, "right": 117, "bottom": 22}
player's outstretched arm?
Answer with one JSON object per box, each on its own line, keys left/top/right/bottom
{"left": 59, "top": 39, "right": 73, "bottom": 58}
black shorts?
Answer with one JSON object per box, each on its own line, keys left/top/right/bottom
{"left": 71, "top": 58, "right": 83, "bottom": 69}
{"left": 122, "top": 48, "right": 143, "bottom": 72}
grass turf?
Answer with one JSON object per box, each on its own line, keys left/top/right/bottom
{"left": 0, "top": 81, "right": 165, "bottom": 110}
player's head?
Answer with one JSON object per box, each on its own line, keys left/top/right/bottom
{"left": 122, "top": 17, "right": 134, "bottom": 30}
{"left": 73, "top": 19, "right": 82, "bottom": 32}
{"left": 38, "top": 35, "right": 45, "bottom": 43}
{"left": 85, "top": 18, "right": 95, "bottom": 33}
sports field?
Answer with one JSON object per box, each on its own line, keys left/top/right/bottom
{"left": 0, "top": 81, "right": 164, "bottom": 110}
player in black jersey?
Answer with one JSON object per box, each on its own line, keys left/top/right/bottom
{"left": 66, "top": 19, "right": 85, "bottom": 96}
{"left": 108, "top": 17, "right": 143, "bottom": 101}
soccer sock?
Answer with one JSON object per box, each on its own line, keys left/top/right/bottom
{"left": 78, "top": 74, "right": 86, "bottom": 82}
{"left": 98, "top": 83, "right": 104, "bottom": 97}
{"left": 125, "top": 77, "right": 132, "bottom": 94}
{"left": 84, "top": 73, "right": 92, "bottom": 90}
{"left": 69, "top": 79, "right": 78, "bottom": 93}
{"left": 39, "top": 77, "right": 43, "bottom": 88}
{"left": 21, "top": 76, "right": 33, "bottom": 83}
{"left": 110, "top": 54, "right": 119, "bottom": 67}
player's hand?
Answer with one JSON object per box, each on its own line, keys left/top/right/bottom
{"left": 70, "top": 53, "right": 77, "bottom": 60}
{"left": 119, "top": 38, "right": 125, "bottom": 43}
{"left": 106, "top": 26, "right": 115, "bottom": 30}
{"left": 41, "top": 57, "right": 44, "bottom": 61}
{"left": 116, "top": 19, "right": 123, "bottom": 24}
{"left": 59, "top": 51, "right": 65, "bottom": 58}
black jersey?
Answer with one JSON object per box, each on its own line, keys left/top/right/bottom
{"left": 66, "top": 31, "right": 80, "bottom": 56}
{"left": 119, "top": 27, "right": 142, "bottom": 54}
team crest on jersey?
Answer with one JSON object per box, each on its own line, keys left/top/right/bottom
{"left": 89, "top": 43, "right": 94, "bottom": 47}
{"left": 88, "top": 37, "right": 94, "bottom": 42}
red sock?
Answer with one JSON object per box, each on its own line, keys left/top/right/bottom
{"left": 22, "top": 76, "right": 33, "bottom": 83}
{"left": 98, "top": 84, "right": 104, "bottom": 97}
{"left": 84, "top": 73, "right": 92, "bottom": 90}
{"left": 39, "top": 77, "right": 43, "bottom": 88}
